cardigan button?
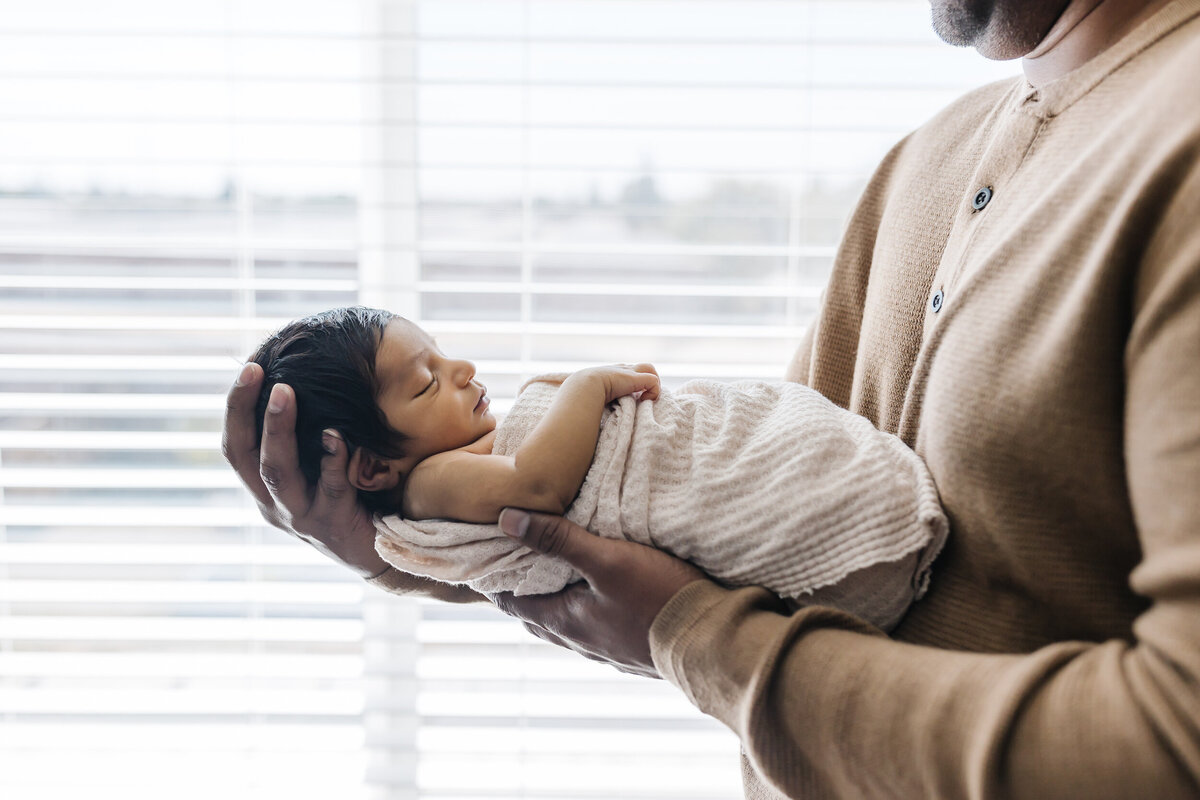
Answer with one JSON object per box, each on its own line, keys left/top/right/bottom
{"left": 930, "top": 289, "right": 944, "bottom": 313}
{"left": 972, "top": 186, "right": 993, "bottom": 210}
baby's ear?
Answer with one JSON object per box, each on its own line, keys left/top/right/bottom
{"left": 347, "top": 447, "right": 402, "bottom": 492}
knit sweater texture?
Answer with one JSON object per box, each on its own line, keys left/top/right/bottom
{"left": 650, "top": 3, "right": 1200, "bottom": 798}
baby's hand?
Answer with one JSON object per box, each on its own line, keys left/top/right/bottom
{"left": 575, "top": 363, "right": 661, "bottom": 404}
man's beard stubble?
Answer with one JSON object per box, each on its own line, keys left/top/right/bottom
{"left": 929, "top": 0, "right": 1073, "bottom": 60}
{"left": 930, "top": 0, "right": 996, "bottom": 46}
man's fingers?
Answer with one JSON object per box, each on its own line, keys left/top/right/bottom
{"left": 519, "top": 619, "right": 612, "bottom": 665}
{"left": 259, "top": 383, "right": 310, "bottom": 516}
{"left": 222, "top": 362, "right": 273, "bottom": 506}
{"left": 492, "top": 587, "right": 595, "bottom": 652}
{"left": 493, "top": 587, "right": 656, "bottom": 675}
{"left": 498, "top": 508, "right": 610, "bottom": 580}
{"left": 489, "top": 586, "right": 560, "bottom": 621}
{"left": 313, "top": 429, "right": 353, "bottom": 506}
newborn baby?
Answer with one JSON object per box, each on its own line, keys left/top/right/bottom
{"left": 250, "top": 306, "right": 948, "bottom": 630}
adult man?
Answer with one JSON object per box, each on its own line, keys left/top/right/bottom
{"left": 224, "top": 0, "right": 1200, "bottom": 796}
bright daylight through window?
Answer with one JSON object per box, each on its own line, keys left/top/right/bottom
{"left": 0, "top": 1, "right": 1017, "bottom": 798}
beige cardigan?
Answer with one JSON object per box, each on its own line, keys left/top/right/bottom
{"left": 370, "top": 2, "right": 1200, "bottom": 796}
{"left": 650, "top": 2, "right": 1200, "bottom": 798}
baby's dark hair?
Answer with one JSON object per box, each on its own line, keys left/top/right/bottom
{"left": 249, "top": 306, "right": 408, "bottom": 511}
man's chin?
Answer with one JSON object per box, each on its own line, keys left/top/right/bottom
{"left": 970, "top": 37, "right": 1042, "bottom": 62}
{"left": 929, "top": 0, "right": 1070, "bottom": 61}
{"left": 929, "top": 0, "right": 992, "bottom": 48}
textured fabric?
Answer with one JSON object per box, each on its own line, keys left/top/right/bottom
{"left": 375, "top": 375, "right": 947, "bottom": 631}
{"left": 649, "top": 3, "right": 1200, "bottom": 798}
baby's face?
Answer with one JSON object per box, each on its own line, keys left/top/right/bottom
{"left": 373, "top": 319, "right": 496, "bottom": 461}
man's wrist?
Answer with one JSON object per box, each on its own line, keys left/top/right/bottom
{"left": 335, "top": 517, "right": 390, "bottom": 578}
{"left": 344, "top": 541, "right": 390, "bottom": 578}
{"left": 346, "top": 557, "right": 390, "bottom": 579}
{"left": 362, "top": 562, "right": 393, "bottom": 581}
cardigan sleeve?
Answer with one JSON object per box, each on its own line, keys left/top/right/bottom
{"left": 646, "top": 161, "right": 1200, "bottom": 798}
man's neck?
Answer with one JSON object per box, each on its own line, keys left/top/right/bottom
{"left": 1022, "top": 0, "right": 1175, "bottom": 86}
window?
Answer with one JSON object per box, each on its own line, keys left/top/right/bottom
{"left": 0, "top": 1, "right": 1018, "bottom": 797}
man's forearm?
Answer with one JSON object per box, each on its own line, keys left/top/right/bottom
{"left": 650, "top": 581, "right": 1200, "bottom": 799}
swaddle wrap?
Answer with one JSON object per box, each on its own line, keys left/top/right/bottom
{"left": 375, "top": 375, "right": 948, "bottom": 630}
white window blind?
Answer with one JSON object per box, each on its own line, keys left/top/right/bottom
{"left": 0, "top": 1, "right": 1019, "bottom": 798}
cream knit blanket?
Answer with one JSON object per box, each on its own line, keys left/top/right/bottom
{"left": 375, "top": 376, "right": 948, "bottom": 630}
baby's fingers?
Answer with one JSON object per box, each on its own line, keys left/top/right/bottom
{"left": 593, "top": 362, "right": 661, "bottom": 403}
{"left": 629, "top": 363, "right": 660, "bottom": 401}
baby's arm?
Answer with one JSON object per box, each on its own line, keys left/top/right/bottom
{"left": 403, "top": 364, "right": 659, "bottom": 523}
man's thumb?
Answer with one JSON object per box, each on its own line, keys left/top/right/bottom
{"left": 499, "top": 507, "right": 597, "bottom": 572}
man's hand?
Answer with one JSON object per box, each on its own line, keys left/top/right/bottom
{"left": 222, "top": 362, "right": 389, "bottom": 578}
{"left": 488, "top": 508, "right": 706, "bottom": 677}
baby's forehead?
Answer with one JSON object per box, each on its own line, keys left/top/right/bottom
{"left": 376, "top": 319, "right": 432, "bottom": 376}
{"left": 382, "top": 317, "right": 431, "bottom": 346}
